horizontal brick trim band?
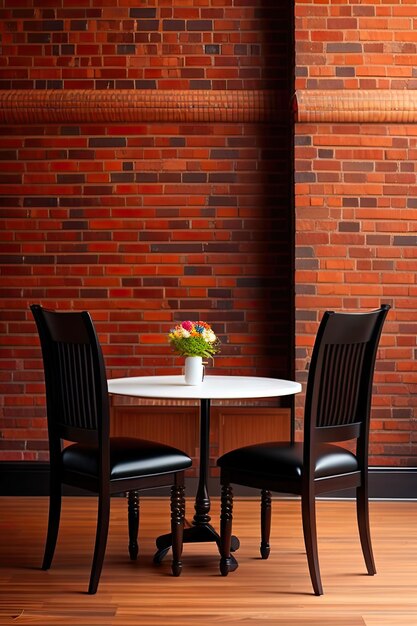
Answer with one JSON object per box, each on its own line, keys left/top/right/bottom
{"left": 295, "top": 89, "right": 417, "bottom": 123}
{"left": 0, "top": 89, "right": 284, "bottom": 124}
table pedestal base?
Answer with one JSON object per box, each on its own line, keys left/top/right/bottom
{"left": 153, "top": 523, "right": 240, "bottom": 565}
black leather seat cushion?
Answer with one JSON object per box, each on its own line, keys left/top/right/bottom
{"left": 217, "top": 442, "right": 358, "bottom": 480}
{"left": 62, "top": 437, "right": 192, "bottom": 480}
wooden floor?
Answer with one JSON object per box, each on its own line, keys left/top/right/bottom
{"left": 0, "top": 497, "right": 416, "bottom": 625}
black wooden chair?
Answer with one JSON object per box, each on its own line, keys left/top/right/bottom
{"left": 31, "top": 304, "right": 192, "bottom": 594}
{"left": 217, "top": 304, "right": 390, "bottom": 595}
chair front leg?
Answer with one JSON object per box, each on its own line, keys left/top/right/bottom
{"left": 356, "top": 482, "right": 376, "bottom": 575}
{"left": 301, "top": 488, "right": 323, "bottom": 596}
{"left": 88, "top": 490, "right": 110, "bottom": 595}
{"left": 260, "top": 489, "right": 272, "bottom": 559}
{"left": 127, "top": 490, "right": 139, "bottom": 560}
{"left": 171, "top": 478, "right": 185, "bottom": 576}
{"left": 42, "top": 474, "right": 62, "bottom": 570}
{"left": 219, "top": 482, "right": 234, "bottom": 576}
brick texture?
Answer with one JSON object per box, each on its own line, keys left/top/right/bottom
{"left": 0, "top": 0, "right": 293, "bottom": 462}
{"left": 0, "top": 1, "right": 291, "bottom": 91}
{"left": 295, "top": 1, "right": 417, "bottom": 466}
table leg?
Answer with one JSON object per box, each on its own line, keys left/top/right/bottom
{"left": 153, "top": 398, "right": 239, "bottom": 564}
{"left": 192, "top": 398, "right": 212, "bottom": 527}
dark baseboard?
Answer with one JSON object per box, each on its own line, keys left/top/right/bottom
{"left": 1, "top": 462, "right": 417, "bottom": 499}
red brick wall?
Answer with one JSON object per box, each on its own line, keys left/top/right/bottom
{"left": 295, "top": 1, "right": 417, "bottom": 466}
{"left": 0, "top": 1, "right": 293, "bottom": 461}
{"left": 1, "top": 0, "right": 415, "bottom": 468}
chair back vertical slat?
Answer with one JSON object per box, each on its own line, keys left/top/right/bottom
{"left": 304, "top": 304, "right": 390, "bottom": 450}
{"left": 60, "top": 342, "right": 74, "bottom": 428}
{"left": 82, "top": 341, "right": 99, "bottom": 430}
{"left": 31, "top": 304, "right": 109, "bottom": 446}
{"left": 52, "top": 340, "right": 99, "bottom": 434}
{"left": 78, "top": 343, "right": 90, "bottom": 429}
{"left": 316, "top": 341, "right": 367, "bottom": 428}
{"left": 69, "top": 343, "right": 80, "bottom": 428}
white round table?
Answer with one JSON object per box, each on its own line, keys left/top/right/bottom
{"left": 108, "top": 375, "right": 302, "bottom": 561}
{"left": 107, "top": 374, "right": 301, "bottom": 401}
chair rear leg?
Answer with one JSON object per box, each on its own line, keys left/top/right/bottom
{"left": 219, "top": 482, "right": 234, "bottom": 576}
{"left": 42, "top": 478, "right": 62, "bottom": 570}
{"left": 127, "top": 490, "right": 139, "bottom": 560}
{"left": 88, "top": 492, "right": 110, "bottom": 595}
{"left": 356, "top": 484, "right": 376, "bottom": 575}
{"left": 301, "top": 491, "right": 323, "bottom": 596}
{"left": 171, "top": 479, "right": 185, "bottom": 577}
{"left": 260, "top": 489, "right": 272, "bottom": 559}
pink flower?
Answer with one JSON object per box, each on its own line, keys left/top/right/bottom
{"left": 181, "top": 320, "right": 193, "bottom": 332}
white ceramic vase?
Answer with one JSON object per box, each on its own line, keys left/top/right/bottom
{"left": 184, "top": 356, "right": 205, "bottom": 385}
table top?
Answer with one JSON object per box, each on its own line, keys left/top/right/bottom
{"left": 107, "top": 375, "right": 302, "bottom": 401}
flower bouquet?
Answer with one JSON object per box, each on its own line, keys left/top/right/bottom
{"left": 168, "top": 320, "right": 221, "bottom": 359}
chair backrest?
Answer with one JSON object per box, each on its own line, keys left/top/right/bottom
{"left": 31, "top": 304, "right": 109, "bottom": 449}
{"left": 303, "top": 305, "right": 390, "bottom": 461}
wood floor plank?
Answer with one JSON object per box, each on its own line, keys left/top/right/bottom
{"left": 0, "top": 497, "right": 417, "bottom": 625}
